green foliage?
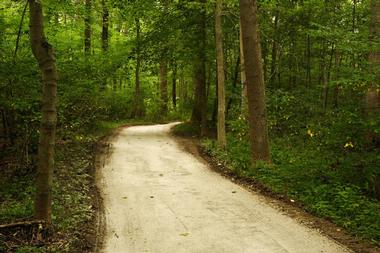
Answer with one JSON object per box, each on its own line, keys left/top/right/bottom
{"left": 199, "top": 83, "right": 380, "bottom": 244}
{"left": 1, "top": 0, "right": 379, "bottom": 249}
{"left": 0, "top": 178, "right": 34, "bottom": 223}
{"left": 0, "top": 119, "right": 133, "bottom": 252}
{"left": 15, "top": 246, "right": 44, "bottom": 253}
{"left": 301, "top": 184, "right": 380, "bottom": 240}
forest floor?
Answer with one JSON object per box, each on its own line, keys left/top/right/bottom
{"left": 96, "top": 122, "right": 351, "bottom": 253}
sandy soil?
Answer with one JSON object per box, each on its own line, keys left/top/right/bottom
{"left": 97, "top": 123, "right": 351, "bottom": 253}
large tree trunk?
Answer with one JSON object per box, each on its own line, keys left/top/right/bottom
{"left": 239, "top": 0, "right": 271, "bottom": 164}
{"left": 215, "top": 0, "right": 226, "bottom": 149}
{"left": 84, "top": 0, "right": 91, "bottom": 54}
{"left": 191, "top": 0, "right": 207, "bottom": 136}
{"left": 160, "top": 60, "right": 168, "bottom": 115}
{"left": 131, "top": 18, "right": 144, "bottom": 118}
{"left": 29, "top": 0, "right": 58, "bottom": 224}
{"left": 101, "top": 0, "right": 109, "bottom": 52}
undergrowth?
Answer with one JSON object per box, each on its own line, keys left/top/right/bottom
{"left": 0, "top": 120, "right": 132, "bottom": 252}
{"left": 199, "top": 129, "right": 380, "bottom": 246}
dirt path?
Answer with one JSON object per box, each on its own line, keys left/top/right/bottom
{"left": 97, "top": 123, "right": 351, "bottom": 253}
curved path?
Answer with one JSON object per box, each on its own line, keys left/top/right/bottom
{"left": 97, "top": 123, "right": 351, "bottom": 253}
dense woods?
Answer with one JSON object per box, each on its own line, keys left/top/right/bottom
{"left": 0, "top": 0, "right": 379, "bottom": 251}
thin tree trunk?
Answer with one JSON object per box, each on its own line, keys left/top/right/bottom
{"left": 306, "top": 35, "right": 312, "bottom": 88}
{"left": 29, "top": 0, "right": 58, "bottom": 224}
{"left": 323, "top": 43, "right": 335, "bottom": 112}
{"left": 239, "top": 0, "right": 271, "bottom": 164}
{"left": 277, "top": 48, "right": 282, "bottom": 88}
{"left": 179, "top": 71, "right": 184, "bottom": 103}
{"left": 269, "top": 9, "right": 279, "bottom": 88}
{"left": 352, "top": 0, "right": 357, "bottom": 32}
{"left": 288, "top": 33, "right": 297, "bottom": 88}
{"left": 215, "top": 0, "right": 226, "bottom": 149}
{"left": 332, "top": 52, "right": 342, "bottom": 108}
{"left": 0, "top": 109, "right": 9, "bottom": 147}
{"left": 319, "top": 40, "right": 326, "bottom": 98}
{"left": 84, "top": 0, "right": 91, "bottom": 54}
{"left": 101, "top": 0, "right": 109, "bottom": 52}
{"left": 159, "top": 0, "right": 169, "bottom": 116}
{"left": 14, "top": 0, "right": 29, "bottom": 60}
{"left": 179, "top": 71, "right": 185, "bottom": 115}
{"left": 131, "top": 18, "right": 144, "bottom": 118}
{"left": 160, "top": 60, "right": 168, "bottom": 115}
{"left": 227, "top": 55, "right": 240, "bottom": 116}
{"left": 191, "top": 0, "right": 207, "bottom": 136}
{"left": 172, "top": 62, "right": 177, "bottom": 108}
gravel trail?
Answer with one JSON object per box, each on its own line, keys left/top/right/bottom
{"left": 97, "top": 123, "right": 351, "bottom": 253}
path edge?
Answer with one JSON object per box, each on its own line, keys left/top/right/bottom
{"left": 170, "top": 129, "right": 379, "bottom": 253}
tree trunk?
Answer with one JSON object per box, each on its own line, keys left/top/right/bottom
{"left": 215, "top": 0, "right": 226, "bottom": 149}
{"left": 0, "top": 109, "right": 9, "bottom": 149}
{"left": 306, "top": 35, "right": 312, "bottom": 88}
{"left": 101, "top": 0, "right": 109, "bottom": 52}
{"left": 269, "top": 9, "right": 279, "bottom": 88}
{"left": 191, "top": 0, "right": 207, "bottom": 136}
{"left": 172, "top": 62, "right": 177, "bottom": 108}
{"left": 332, "top": 52, "right": 342, "bottom": 109}
{"left": 179, "top": 71, "right": 185, "bottom": 104}
{"left": 226, "top": 55, "right": 241, "bottom": 117}
{"left": 239, "top": 0, "right": 271, "bottom": 164}
{"left": 323, "top": 43, "right": 335, "bottom": 112}
{"left": 131, "top": 18, "right": 144, "bottom": 118}
{"left": 239, "top": 24, "right": 247, "bottom": 112}
{"left": 29, "top": 0, "right": 58, "bottom": 224}
{"left": 84, "top": 0, "right": 91, "bottom": 54}
{"left": 366, "top": 0, "right": 380, "bottom": 142}
{"left": 160, "top": 60, "right": 168, "bottom": 115}
{"left": 368, "top": 0, "right": 380, "bottom": 199}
